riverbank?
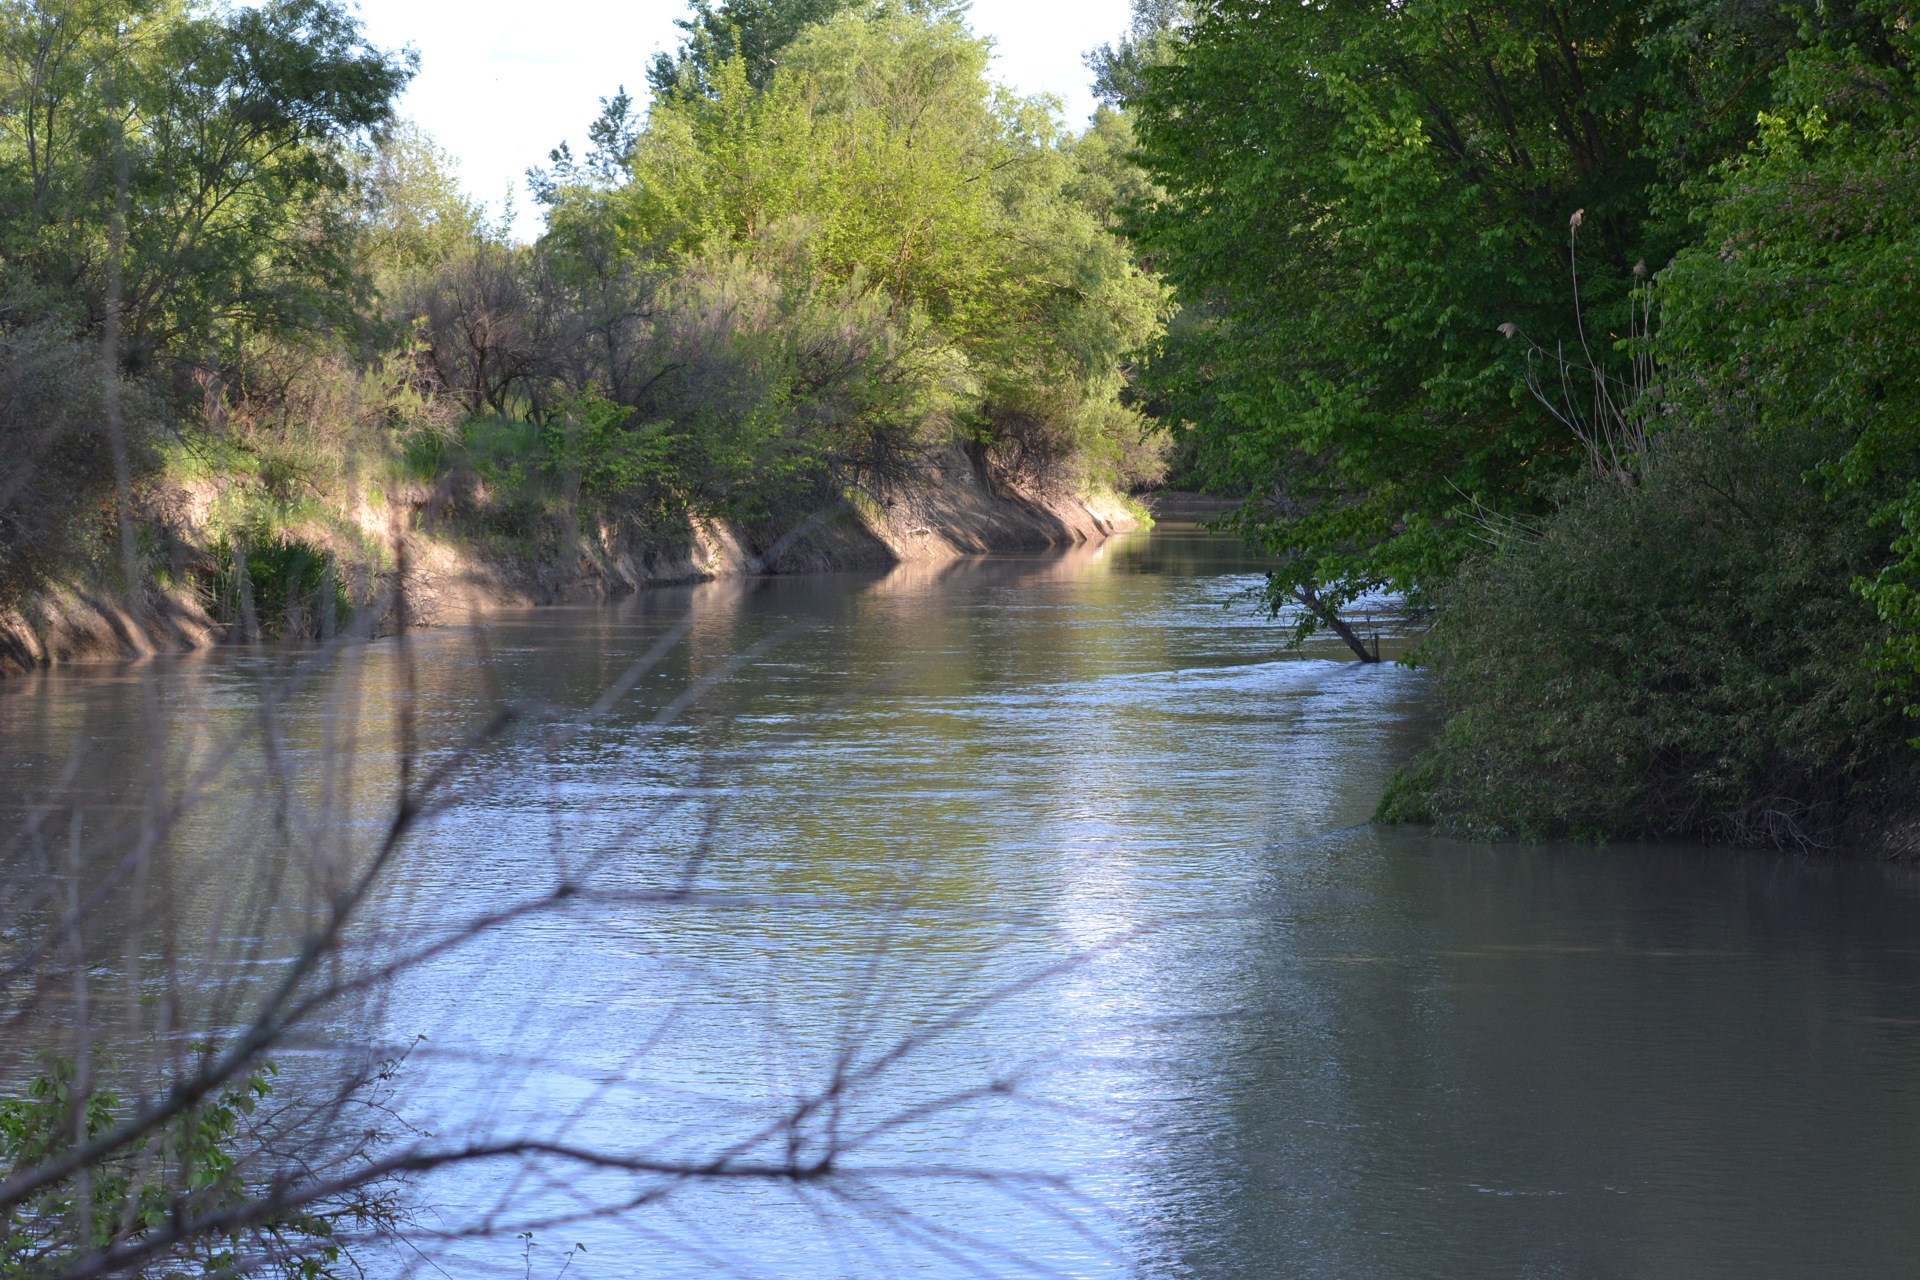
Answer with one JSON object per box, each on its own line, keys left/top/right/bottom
{"left": 0, "top": 449, "right": 1146, "bottom": 675}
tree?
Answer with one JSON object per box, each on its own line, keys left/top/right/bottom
{"left": 1656, "top": 10, "right": 1920, "bottom": 705}
{"left": 1125, "top": 0, "right": 1783, "bottom": 640}
{"left": 358, "top": 120, "right": 488, "bottom": 294}
{"left": 647, "top": 0, "right": 865, "bottom": 100}
{"left": 0, "top": 0, "right": 409, "bottom": 608}
{"left": 0, "top": 0, "right": 413, "bottom": 368}
{"left": 538, "top": 4, "right": 1171, "bottom": 496}
{"left": 1084, "top": 0, "right": 1192, "bottom": 108}
{"left": 1371, "top": 1, "right": 1920, "bottom": 838}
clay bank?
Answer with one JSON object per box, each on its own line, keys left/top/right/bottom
{"left": 0, "top": 449, "right": 1148, "bottom": 676}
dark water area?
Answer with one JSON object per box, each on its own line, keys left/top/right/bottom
{"left": 6, "top": 529, "right": 1920, "bottom": 1277}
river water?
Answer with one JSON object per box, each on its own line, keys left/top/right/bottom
{"left": 7, "top": 528, "right": 1920, "bottom": 1277}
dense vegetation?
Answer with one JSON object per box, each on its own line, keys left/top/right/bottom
{"left": 1117, "top": 0, "right": 1920, "bottom": 850}
{"left": 527, "top": 1, "right": 1168, "bottom": 515}
{"left": 0, "top": 0, "right": 1167, "bottom": 643}
{"left": 0, "top": 0, "right": 409, "bottom": 605}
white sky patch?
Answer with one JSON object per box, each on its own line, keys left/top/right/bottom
{"left": 345, "top": 0, "right": 1134, "bottom": 237}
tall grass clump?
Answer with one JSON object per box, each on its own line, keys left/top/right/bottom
{"left": 207, "top": 533, "right": 352, "bottom": 642}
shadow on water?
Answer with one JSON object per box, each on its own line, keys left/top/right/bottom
{"left": 3, "top": 529, "right": 1920, "bottom": 1277}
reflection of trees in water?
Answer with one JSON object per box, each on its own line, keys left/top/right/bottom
{"left": 0, "top": 559, "right": 1156, "bottom": 1278}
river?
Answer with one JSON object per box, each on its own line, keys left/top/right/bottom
{"left": 6, "top": 527, "right": 1920, "bottom": 1278}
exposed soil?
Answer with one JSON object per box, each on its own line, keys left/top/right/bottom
{"left": 0, "top": 450, "right": 1143, "bottom": 675}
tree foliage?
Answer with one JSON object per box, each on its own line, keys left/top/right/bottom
{"left": 0, "top": 0, "right": 411, "bottom": 363}
{"left": 1657, "top": 13, "right": 1920, "bottom": 704}
{"left": 1120, "top": 0, "right": 1884, "bottom": 619}
{"left": 529, "top": 2, "right": 1171, "bottom": 502}
{"left": 0, "top": 0, "right": 408, "bottom": 608}
{"left": 647, "top": 0, "right": 868, "bottom": 98}
{"left": 1128, "top": 0, "right": 1674, "bottom": 617}
{"left": 1, "top": 1055, "right": 405, "bottom": 1278}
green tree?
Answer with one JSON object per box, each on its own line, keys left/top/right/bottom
{"left": 1656, "top": 8, "right": 1920, "bottom": 707}
{"left": 358, "top": 120, "right": 489, "bottom": 294}
{"left": 540, "top": 3, "right": 1170, "bottom": 495}
{"left": 647, "top": 0, "right": 865, "bottom": 99}
{"left": 1375, "top": 2, "right": 1920, "bottom": 842}
{"left": 0, "top": 0, "right": 409, "bottom": 609}
{"left": 1125, "top": 0, "right": 1785, "bottom": 639}
{"left": 0, "top": 0, "right": 412, "bottom": 367}
{"left": 1084, "top": 0, "right": 1191, "bottom": 108}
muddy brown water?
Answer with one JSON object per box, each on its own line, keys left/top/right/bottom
{"left": 6, "top": 528, "right": 1920, "bottom": 1277}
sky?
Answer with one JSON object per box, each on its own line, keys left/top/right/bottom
{"left": 347, "top": 0, "right": 1135, "bottom": 235}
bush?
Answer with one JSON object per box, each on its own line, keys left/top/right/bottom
{"left": 0, "top": 319, "right": 159, "bottom": 609}
{"left": 1382, "top": 425, "right": 1918, "bottom": 850}
{"left": 209, "top": 535, "right": 352, "bottom": 642}
{"left": 0, "top": 1055, "right": 397, "bottom": 1279}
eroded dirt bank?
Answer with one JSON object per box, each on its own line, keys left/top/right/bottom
{"left": 0, "top": 454, "right": 1144, "bottom": 675}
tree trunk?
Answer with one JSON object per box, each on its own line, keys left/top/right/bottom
{"left": 1295, "top": 582, "right": 1379, "bottom": 663}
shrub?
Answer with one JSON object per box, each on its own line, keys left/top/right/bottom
{"left": 1382, "top": 425, "right": 1918, "bottom": 850}
{"left": 0, "top": 1055, "right": 398, "bottom": 1279}
{"left": 541, "top": 388, "right": 676, "bottom": 514}
{"left": 209, "top": 535, "right": 352, "bottom": 642}
{"left": 0, "top": 319, "right": 159, "bottom": 610}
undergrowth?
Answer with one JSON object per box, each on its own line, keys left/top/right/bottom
{"left": 1380, "top": 425, "right": 1920, "bottom": 852}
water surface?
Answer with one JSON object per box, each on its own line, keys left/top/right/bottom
{"left": 5, "top": 529, "right": 1920, "bottom": 1278}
